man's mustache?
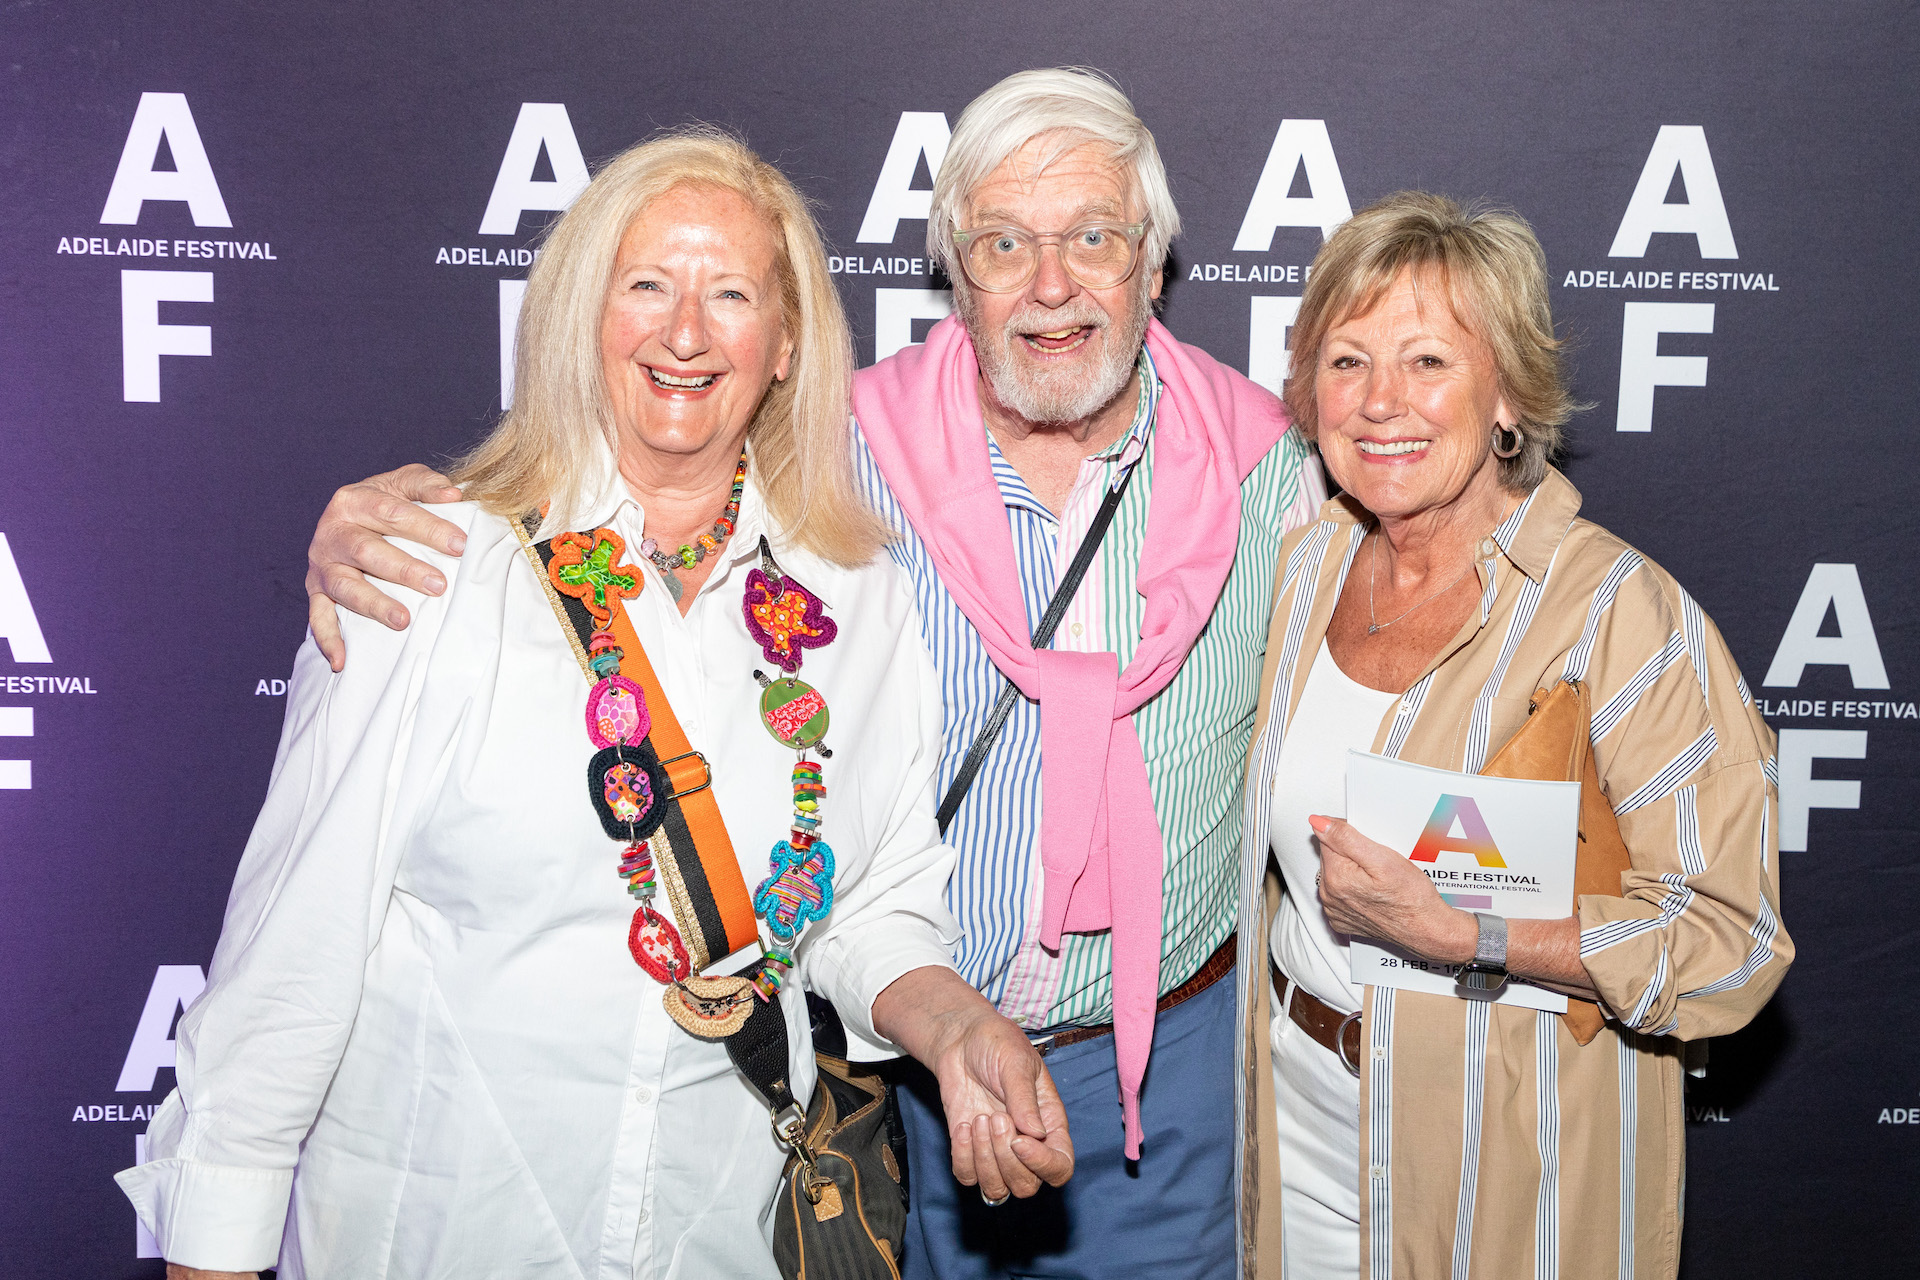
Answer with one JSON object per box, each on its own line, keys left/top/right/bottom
{"left": 1003, "top": 305, "right": 1109, "bottom": 339}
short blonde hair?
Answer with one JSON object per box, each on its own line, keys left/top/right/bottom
{"left": 927, "top": 67, "right": 1180, "bottom": 282}
{"left": 456, "top": 127, "right": 884, "bottom": 565}
{"left": 1283, "top": 191, "right": 1577, "bottom": 491}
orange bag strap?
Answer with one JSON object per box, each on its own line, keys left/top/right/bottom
{"left": 514, "top": 514, "right": 759, "bottom": 969}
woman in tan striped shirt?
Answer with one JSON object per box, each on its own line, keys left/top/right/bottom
{"left": 1230, "top": 192, "right": 1790, "bottom": 1280}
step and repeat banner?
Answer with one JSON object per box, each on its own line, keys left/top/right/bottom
{"left": 2, "top": 3, "right": 1914, "bottom": 1275}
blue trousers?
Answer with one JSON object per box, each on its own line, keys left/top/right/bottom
{"left": 894, "top": 970, "right": 1238, "bottom": 1280}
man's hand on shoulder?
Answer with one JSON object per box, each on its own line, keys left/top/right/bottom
{"left": 305, "top": 464, "right": 467, "bottom": 672}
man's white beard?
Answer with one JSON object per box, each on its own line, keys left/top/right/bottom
{"left": 963, "top": 280, "right": 1151, "bottom": 428}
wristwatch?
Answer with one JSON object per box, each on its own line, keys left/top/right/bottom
{"left": 1457, "top": 912, "right": 1510, "bottom": 994}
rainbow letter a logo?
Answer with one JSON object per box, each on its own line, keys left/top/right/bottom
{"left": 1408, "top": 794, "right": 1507, "bottom": 868}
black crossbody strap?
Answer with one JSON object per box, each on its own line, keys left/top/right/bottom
{"left": 935, "top": 459, "right": 1142, "bottom": 835}
{"left": 724, "top": 986, "right": 802, "bottom": 1118}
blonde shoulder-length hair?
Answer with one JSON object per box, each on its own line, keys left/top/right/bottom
{"left": 455, "top": 126, "right": 884, "bottom": 565}
{"left": 1284, "top": 191, "right": 1580, "bottom": 492}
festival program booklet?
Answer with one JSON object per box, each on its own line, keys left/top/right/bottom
{"left": 1345, "top": 751, "right": 1579, "bottom": 1013}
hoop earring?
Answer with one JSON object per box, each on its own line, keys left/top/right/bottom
{"left": 1491, "top": 422, "right": 1524, "bottom": 459}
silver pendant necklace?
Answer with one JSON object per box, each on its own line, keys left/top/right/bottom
{"left": 1366, "top": 529, "right": 1476, "bottom": 635}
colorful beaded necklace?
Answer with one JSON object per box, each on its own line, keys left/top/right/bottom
{"left": 534, "top": 458, "right": 844, "bottom": 1018}
{"left": 741, "top": 534, "right": 841, "bottom": 997}
{"left": 639, "top": 452, "right": 747, "bottom": 602}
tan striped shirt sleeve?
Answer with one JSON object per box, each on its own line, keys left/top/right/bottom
{"left": 1569, "top": 551, "right": 1790, "bottom": 1038}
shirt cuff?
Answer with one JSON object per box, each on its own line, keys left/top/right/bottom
{"left": 1575, "top": 892, "right": 1671, "bottom": 1029}
{"left": 115, "top": 1157, "right": 293, "bottom": 1272}
{"left": 808, "top": 924, "right": 959, "bottom": 1061}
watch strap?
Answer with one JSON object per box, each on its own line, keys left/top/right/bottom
{"left": 1472, "top": 912, "right": 1508, "bottom": 968}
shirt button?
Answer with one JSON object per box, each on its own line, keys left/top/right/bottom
{"left": 637, "top": 1205, "right": 651, "bottom": 1225}
{"left": 632, "top": 1085, "right": 653, "bottom": 1105}
{"left": 1070, "top": 622, "right": 1084, "bottom": 637}
{"left": 1373, "top": 1046, "right": 1386, "bottom": 1060}
{"left": 1370, "top": 1165, "right": 1386, "bottom": 1180}
{"left": 1480, "top": 539, "right": 1497, "bottom": 557}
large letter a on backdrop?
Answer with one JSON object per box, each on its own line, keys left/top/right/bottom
{"left": 1763, "top": 564, "right": 1890, "bottom": 689}
{"left": 856, "top": 112, "right": 951, "bottom": 245}
{"left": 479, "top": 103, "right": 590, "bottom": 235}
{"left": 1234, "top": 119, "right": 1352, "bottom": 248}
{"left": 115, "top": 966, "right": 207, "bottom": 1092}
{"left": 99, "top": 92, "right": 231, "bottom": 227}
{"left": 0, "top": 534, "right": 52, "bottom": 663}
{"left": 1609, "top": 125, "right": 1737, "bottom": 259}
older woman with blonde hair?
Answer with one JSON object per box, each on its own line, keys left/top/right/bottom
{"left": 117, "top": 128, "right": 1071, "bottom": 1280}
{"left": 1235, "top": 191, "right": 1789, "bottom": 1279}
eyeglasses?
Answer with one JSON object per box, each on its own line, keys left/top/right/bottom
{"left": 949, "top": 220, "right": 1149, "bottom": 293}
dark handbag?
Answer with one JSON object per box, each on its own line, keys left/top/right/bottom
{"left": 725, "top": 990, "right": 909, "bottom": 1279}
{"left": 771, "top": 1053, "right": 910, "bottom": 1279}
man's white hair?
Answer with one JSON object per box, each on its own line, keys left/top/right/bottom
{"left": 927, "top": 67, "right": 1180, "bottom": 281}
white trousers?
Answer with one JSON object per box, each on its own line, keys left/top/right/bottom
{"left": 1270, "top": 981, "right": 1361, "bottom": 1280}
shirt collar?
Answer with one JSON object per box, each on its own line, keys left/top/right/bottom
{"left": 1314, "top": 464, "right": 1584, "bottom": 586}
{"left": 536, "top": 432, "right": 627, "bottom": 538}
{"left": 1492, "top": 466, "right": 1582, "bottom": 583}
{"left": 1089, "top": 345, "right": 1159, "bottom": 465}
{"left": 985, "top": 434, "right": 1048, "bottom": 518}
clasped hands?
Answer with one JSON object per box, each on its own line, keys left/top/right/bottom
{"left": 871, "top": 965, "right": 1075, "bottom": 1203}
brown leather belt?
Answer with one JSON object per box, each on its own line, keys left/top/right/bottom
{"left": 1272, "top": 964, "right": 1363, "bottom": 1078}
{"left": 1033, "top": 933, "right": 1237, "bottom": 1053}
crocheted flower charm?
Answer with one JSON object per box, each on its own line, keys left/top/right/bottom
{"left": 752, "top": 839, "right": 836, "bottom": 943}
{"left": 742, "top": 568, "right": 837, "bottom": 673}
{"left": 550, "top": 530, "right": 641, "bottom": 621}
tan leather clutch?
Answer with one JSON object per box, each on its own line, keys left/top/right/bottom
{"left": 1478, "top": 680, "right": 1632, "bottom": 1046}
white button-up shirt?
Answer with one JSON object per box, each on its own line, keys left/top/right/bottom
{"left": 117, "top": 472, "right": 959, "bottom": 1279}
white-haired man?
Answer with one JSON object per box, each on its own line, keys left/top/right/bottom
{"left": 303, "top": 69, "right": 1324, "bottom": 1279}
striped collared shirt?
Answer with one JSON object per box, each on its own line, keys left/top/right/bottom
{"left": 855, "top": 347, "right": 1324, "bottom": 1027}
{"left": 1234, "top": 467, "right": 1790, "bottom": 1279}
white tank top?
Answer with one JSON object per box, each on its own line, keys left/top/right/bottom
{"left": 1266, "top": 644, "right": 1401, "bottom": 1015}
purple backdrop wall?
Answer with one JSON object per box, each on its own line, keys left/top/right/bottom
{"left": 3, "top": 3, "right": 1916, "bottom": 1275}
